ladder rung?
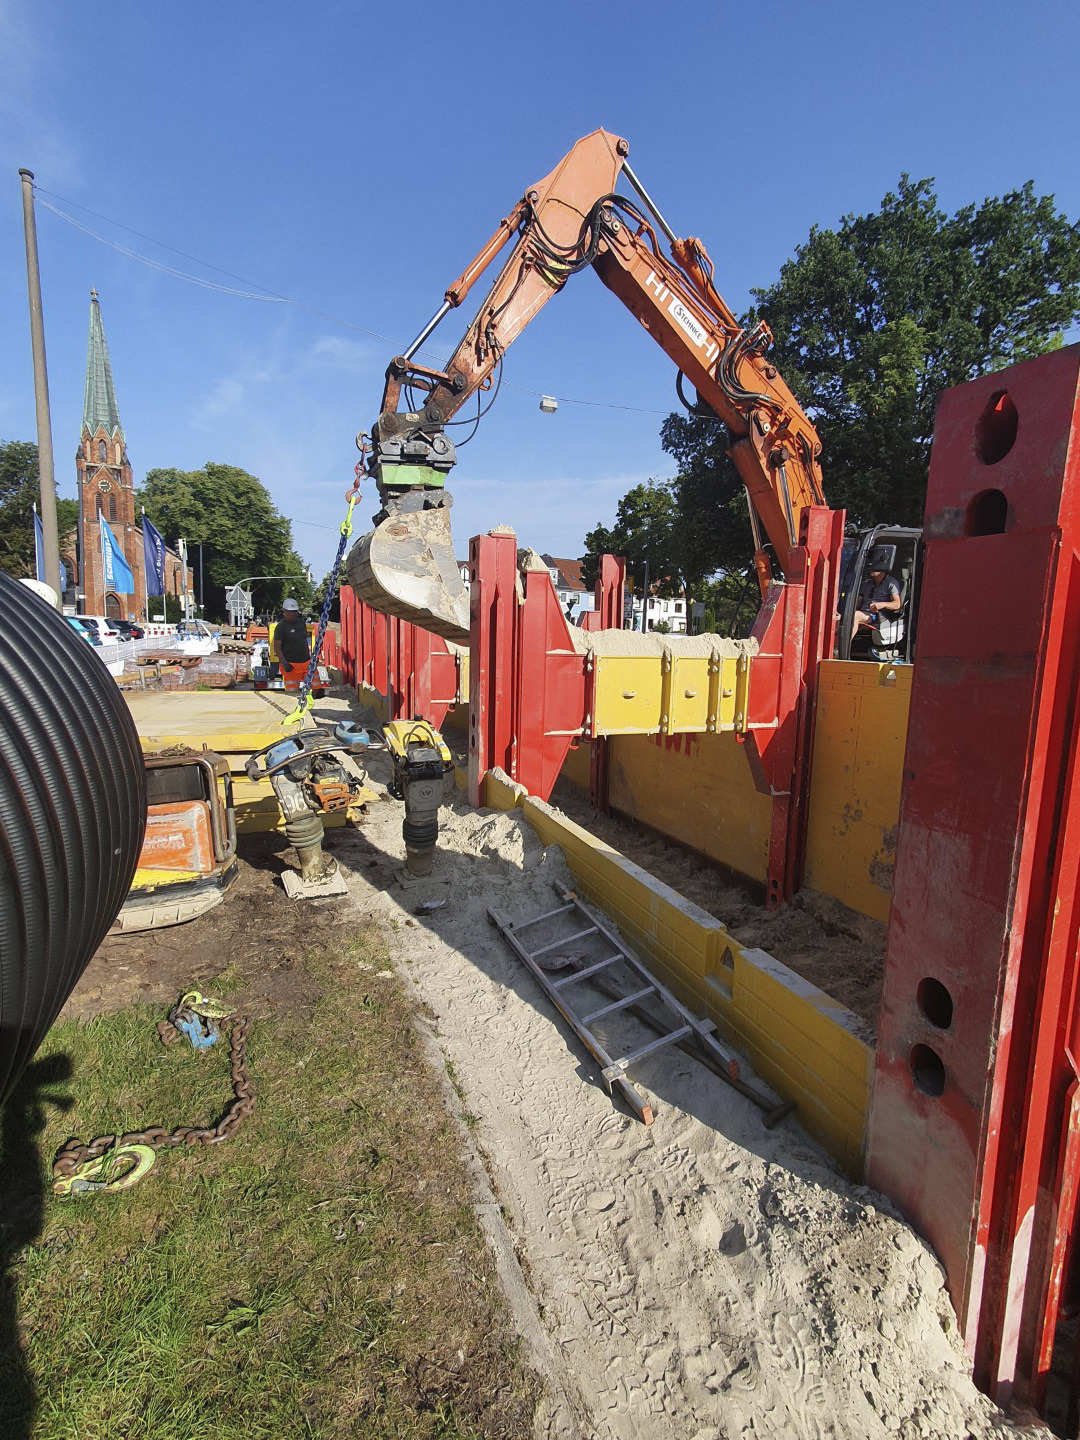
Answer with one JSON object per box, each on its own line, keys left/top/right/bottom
{"left": 527, "top": 926, "right": 598, "bottom": 959}
{"left": 580, "top": 986, "right": 656, "bottom": 1025}
{"left": 611, "top": 1025, "right": 693, "bottom": 1072}
{"left": 551, "top": 954, "right": 622, "bottom": 989}
{"left": 512, "top": 902, "right": 575, "bottom": 932}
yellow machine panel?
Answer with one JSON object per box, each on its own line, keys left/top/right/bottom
{"left": 122, "top": 690, "right": 346, "bottom": 835}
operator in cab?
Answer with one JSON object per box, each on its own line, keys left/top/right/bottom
{"left": 852, "top": 548, "right": 902, "bottom": 644}
{"left": 272, "top": 597, "right": 311, "bottom": 691}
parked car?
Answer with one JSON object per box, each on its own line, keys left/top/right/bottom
{"left": 78, "top": 615, "right": 123, "bottom": 644}
{"left": 64, "top": 616, "right": 102, "bottom": 647}
{"left": 112, "top": 619, "right": 145, "bottom": 640}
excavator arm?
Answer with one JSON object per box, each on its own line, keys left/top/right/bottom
{"left": 346, "top": 128, "right": 824, "bottom": 639}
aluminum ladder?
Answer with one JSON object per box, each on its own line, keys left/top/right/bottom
{"left": 488, "top": 881, "right": 748, "bottom": 1125}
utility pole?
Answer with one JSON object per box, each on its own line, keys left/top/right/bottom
{"left": 19, "top": 169, "right": 62, "bottom": 607}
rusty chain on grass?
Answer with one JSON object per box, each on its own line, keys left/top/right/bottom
{"left": 52, "top": 1013, "right": 256, "bottom": 1186}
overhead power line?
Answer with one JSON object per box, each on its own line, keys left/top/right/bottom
{"left": 34, "top": 186, "right": 669, "bottom": 417}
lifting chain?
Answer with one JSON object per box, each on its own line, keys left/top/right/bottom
{"left": 52, "top": 1012, "right": 255, "bottom": 1196}
{"left": 282, "top": 466, "right": 364, "bottom": 724}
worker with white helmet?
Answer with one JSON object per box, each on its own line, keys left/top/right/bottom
{"left": 272, "top": 597, "right": 311, "bottom": 691}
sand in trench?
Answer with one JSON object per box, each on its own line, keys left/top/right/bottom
{"left": 312, "top": 694, "right": 1048, "bottom": 1440}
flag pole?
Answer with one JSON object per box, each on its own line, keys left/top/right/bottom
{"left": 19, "top": 169, "right": 62, "bottom": 608}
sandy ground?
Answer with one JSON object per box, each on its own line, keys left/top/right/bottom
{"left": 287, "top": 693, "right": 1043, "bottom": 1440}
{"left": 69, "top": 688, "right": 1050, "bottom": 1440}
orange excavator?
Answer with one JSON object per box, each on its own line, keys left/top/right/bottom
{"left": 345, "top": 128, "right": 825, "bottom": 639}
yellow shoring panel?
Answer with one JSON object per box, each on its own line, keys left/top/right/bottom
{"left": 607, "top": 733, "right": 771, "bottom": 885}
{"left": 713, "top": 654, "right": 742, "bottom": 732}
{"left": 662, "top": 654, "right": 710, "bottom": 734}
{"left": 517, "top": 792, "right": 872, "bottom": 1174}
{"left": 594, "top": 649, "right": 749, "bottom": 739}
{"left": 803, "top": 661, "right": 911, "bottom": 923}
{"left": 590, "top": 654, "right": 665, "bottom": 736}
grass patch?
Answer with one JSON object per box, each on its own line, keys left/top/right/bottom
{"left": 0, "top": 933, "right": 537, "bottom": 1439}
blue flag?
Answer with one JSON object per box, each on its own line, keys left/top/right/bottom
{"left": 99, "top": 514, "right": 135, "bottom": 593}
{"left": 34, "top": 505, "right": 45, "bottom": 582}
{"left": 142, "top": 514, "right": 166, "bottom": 596}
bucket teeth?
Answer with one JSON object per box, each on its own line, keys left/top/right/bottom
{"left": 345, "top": 498, "right": 470, "bottom": 642}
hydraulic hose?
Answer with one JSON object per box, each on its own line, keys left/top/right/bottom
{"left": 0, "top": 573, "right": 146, "bottom": 1103}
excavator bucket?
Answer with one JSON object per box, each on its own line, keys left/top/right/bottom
{"left": 344, "top": 497, "right": 471, "bottom": 642}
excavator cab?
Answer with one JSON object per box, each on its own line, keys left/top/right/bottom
{"left": 836, "top": 526, "right": 923, "bottom": 664}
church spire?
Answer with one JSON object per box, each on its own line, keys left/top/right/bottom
{"left": 82, "top": 288, "right": 124, "bottom": 441}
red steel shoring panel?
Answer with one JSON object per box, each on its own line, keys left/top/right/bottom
{"left": 339, "top": 586, "right": 356, "bottom": 686}
{"left": 385, "top": 616, "right": 402, "bottom": 718}
{"left": 741, "top": 507, "right": 842, "bottom": 907}
{"left": 789, "top": 508, "right": 845, "bottom": 898}
{"left": 468, "top": 531, "right": 517, "bottom": 806}
{"left": 357, "top": 593, "right": 366, "bottom": 686}
{"left": 579, "top": 555, "right": 624, "bottom": 801}
{"left": 391, "top": 616, "right": 415, "bottom": 720}
{"left": 996, "top": 544, "right": 1080, "bottom": 1406}
{"left": 513, "top": 569, "right": 588, "bottom": 800}
{"left": 421, "top": 634, "right": 460, "bottom": 732}
{"left": 371, "top": 603, "right": 387, "bottom": 697}
{"left": 408, "top": 624, "right": 458, "bottom": 732}
{"left": 362, "top": 602, "right": 377, "bottom": 689}
{"left": 865, "top": 345, "right": 1080, "bottom": 1417}
{"left": 598, "top": 554, "right": 626, "bottom": 631}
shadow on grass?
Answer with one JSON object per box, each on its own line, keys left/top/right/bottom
{"left": 0, "top": 1053, "right": 73, "bottom": 1440}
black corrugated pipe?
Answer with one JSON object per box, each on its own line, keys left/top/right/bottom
{"left": 0, "top": 573, "right": 146, "bottom": 1103}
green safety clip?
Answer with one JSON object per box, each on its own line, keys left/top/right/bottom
{"left": 53, "top": 1143, "right": 157, "bottom": 1197}
{"left": 176, "top": 990, "right": 234, "bottom": 1021}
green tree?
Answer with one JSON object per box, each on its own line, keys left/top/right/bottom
{"left": 138, "top": 463, "right": 313, "bottom": 619}
{"left": 659, "top": 176, "right": 1080, "bottom": 558}
{"left": 748, "top": 175, "right": 1080, "bottom": 526}
{"left": 659, "top": 415, "right": 750, "bottom": 582}
{"left": 0, "top": 440, "right": 78, "bottom": 580}
{"left": 694, "top": 571, "right": 762, "bottom": 638}
{"left": 582, "top": 481, "right": 683, "bottom": 602}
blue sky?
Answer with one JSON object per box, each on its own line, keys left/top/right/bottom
{"left": 2, "top": 0, "right": 1078, "bottom": 590}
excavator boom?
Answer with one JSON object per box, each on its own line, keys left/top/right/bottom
{"left": 345, "top": 130, "right": 824, "bottom": 637}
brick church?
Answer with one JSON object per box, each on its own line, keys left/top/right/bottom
{"left": 76, "top": 290, "right": 190, "bottom": 618}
